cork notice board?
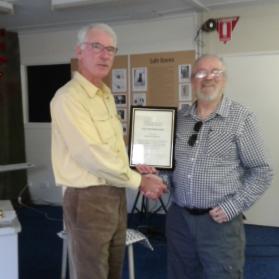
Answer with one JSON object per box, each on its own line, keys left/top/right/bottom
{"left": 130, "top": 50, "right": 195, "bottom": 108}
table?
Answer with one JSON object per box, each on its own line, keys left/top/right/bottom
{"left": 0, "top": 200, "right": 21, "bottom": 279}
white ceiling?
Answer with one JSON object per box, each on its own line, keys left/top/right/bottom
{"left": 0, "top": 0, "right": 276, "bottom": 32}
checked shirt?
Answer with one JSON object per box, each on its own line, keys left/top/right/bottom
{"left": 171, "top": 96, "right": 273, "bottom": 220}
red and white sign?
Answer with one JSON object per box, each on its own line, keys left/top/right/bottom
{"left": 216, "top": 17, "right": 239, "bottom": 44}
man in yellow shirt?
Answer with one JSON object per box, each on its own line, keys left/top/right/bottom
{"left": 50, "top": 23, "right": 166, "bottom": 279}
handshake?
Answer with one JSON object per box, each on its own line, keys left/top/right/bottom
{"left": 136, "top": 164, "right": 168, "bottom": 200}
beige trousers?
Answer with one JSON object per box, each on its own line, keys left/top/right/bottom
{"left": 63, "top": 185, "right": 127, "bottom": 279}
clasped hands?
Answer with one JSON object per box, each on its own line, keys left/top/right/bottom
{"left": 136, "top": 165, "right": 229, "bottom": 222}
{"left": 136, "top": 164, "right": 168, "bottom": 200}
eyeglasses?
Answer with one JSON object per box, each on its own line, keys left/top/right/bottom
{"left": 82, "top": 42, "right": 118, "bottom": 55}
{"left": 192, "top": 69, "right": 224, "bottom": 79}
{"left": 188, "top": 121, "right": 203, "bottom": 146}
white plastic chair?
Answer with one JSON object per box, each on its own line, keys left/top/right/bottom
{"left": 57, "top": 228, "right": 153, "bottom": 279}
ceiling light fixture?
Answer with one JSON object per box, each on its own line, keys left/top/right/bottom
{"left": 51, "top": 0, "right": 117, "bottom": 10}
{"left": 0, "top": 0, "right": 14, "bottom": 15}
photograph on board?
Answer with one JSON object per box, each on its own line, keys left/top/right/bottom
{"left": 178, "top": 64, "right": 191, "bottom": 83}
{"left": 117, "top": 108, "right": 127, "bottom": 122}
{"left": 132, "top": 67, "right": 147, "bottom": 92}
{"left": 114, "top": 94, "right": 127, "bottom": 107}
{"left": 112, "top": 68, "right": 127, "bottom": 93}
{"left": 178, "top": 102, "right": 191, "bottom": 110}
{"left": 179, "top": 83, "right": 192, "bottom": 101}
{"left": 122, "top": 122, "right": 128, "bottom": 136}
{"left": 132, "top": 92, "right": 146, "bottom": 106}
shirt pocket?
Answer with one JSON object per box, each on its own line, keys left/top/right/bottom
{"left": 92, "top": 113, "right": 116, "bottom": 146}
{"left": 207, "top": 129, "right": 236, "bottom": 159}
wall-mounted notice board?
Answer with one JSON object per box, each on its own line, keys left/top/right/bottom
{"left": 130, "top": 50, "right": 195, "bottom": 108}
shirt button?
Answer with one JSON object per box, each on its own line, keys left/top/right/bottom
{"left": 187, "top": 175, "right": 192, "bottom": 179}
{"left": 191, "top": 158, "right": 195, "bottom": 161}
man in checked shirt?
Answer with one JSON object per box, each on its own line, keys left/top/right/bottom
{"left": 137, "top": 54, "right": 273, "bottom": 279}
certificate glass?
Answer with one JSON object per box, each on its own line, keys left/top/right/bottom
{"left": 129, "top": 106, "right": 176, "bottom": 169}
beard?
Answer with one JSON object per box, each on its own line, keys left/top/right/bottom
{"left": 195, "top": 88, "right": 222, "bottom": 101}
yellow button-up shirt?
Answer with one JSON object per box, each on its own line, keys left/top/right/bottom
{"left": 50, "top": 72, "right": 141, "bottom": 189}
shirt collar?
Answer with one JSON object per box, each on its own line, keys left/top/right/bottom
{"left": 215, "top": 96, "right": 231, "bottom": 117}
{"left": 73, "top": 71, "right": 111, "bottom": 99}
{"left": 184, "top": 96, "right": 232, "bottom": 119}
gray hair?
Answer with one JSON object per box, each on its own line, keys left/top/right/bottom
{"left": 192, "top": 54, "right": 227, "bottom": 78}
{"left": 77, "top": 23, "right": 117, "bottom": 47}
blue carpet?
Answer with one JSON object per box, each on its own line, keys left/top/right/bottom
{"left": 16, "top": 205, "right": 279, "bottom": 279}
{"left": 17, "top": 205, "right": 63, "bottom": 279}
{"left": 245, "top": 224, "right": 279, "bottom": 279}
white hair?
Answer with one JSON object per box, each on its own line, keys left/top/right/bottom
{"left": 77, "top": 23, "right": 117, "bottom": 47}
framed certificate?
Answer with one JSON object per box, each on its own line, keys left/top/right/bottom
{"left": 129, "top": 106, "right": 176, "bottom": 169}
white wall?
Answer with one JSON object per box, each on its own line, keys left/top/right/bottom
{"left": 201, "top": 3, "right": 279, "bottom": 54}
{"left": 19, "top": 14, "right": 197, "bottom": 209}
{"left": 224, "top": 53, "right": 279, "bottom": 227}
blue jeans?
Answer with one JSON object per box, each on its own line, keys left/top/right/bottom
{"left": 166, "top": 203, "right": 245, "bottom": 279}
